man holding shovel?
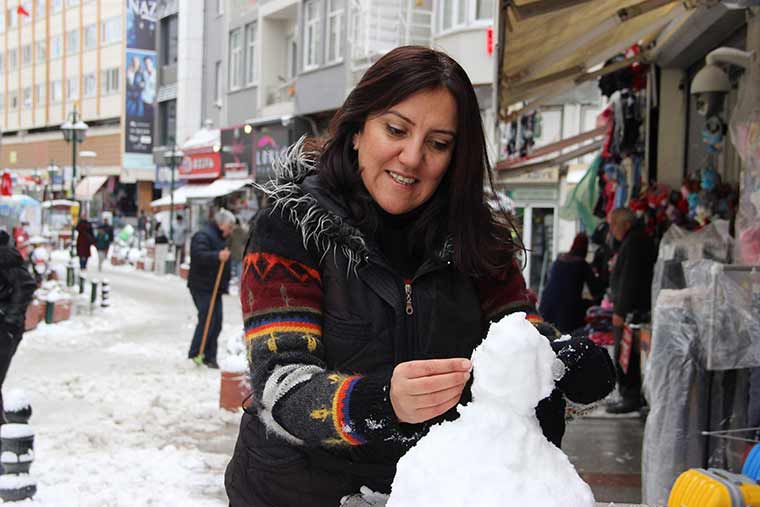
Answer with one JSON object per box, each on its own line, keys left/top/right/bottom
{"left": 187, "top": 209, "right": 234, "bottom": 368}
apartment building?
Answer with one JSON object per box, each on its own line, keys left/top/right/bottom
{"left": 0, "top": 0, "right": 162, "bottom": 215}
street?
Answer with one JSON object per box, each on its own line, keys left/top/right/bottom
{"left": 7, "top": 263, "right": 242, "bottom": 506}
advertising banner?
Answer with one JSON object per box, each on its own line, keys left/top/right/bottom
{"left": 123, "top": 0, "right": 157, "bottom": 171}
{"left": 221, "top": 126, "right": 255, "bottom": 179}
{"left": 253, "top": 125, "right": 290, "bottom": 183}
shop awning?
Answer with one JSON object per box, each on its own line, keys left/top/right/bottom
{"left": 150, "top": 178, "right": 253, "bottom": 209}
{"left": 75, "top": 176, "right": 108, "bottom": 201}
{"left": 498, "top": 0, "right": 693, "bottom": 120}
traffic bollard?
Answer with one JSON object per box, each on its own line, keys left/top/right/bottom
{"left": 101, "top": 280, "right": 110, "bottom": 308}
{"left": 66, "top": 260, "right": 75, "bottom": 287}
{"left": 78, "top": 274, "right": 85, "bottom": 294}
{"left": 90, "top": 279, "right": 99, "bottom": 305}
{"left": 44, "top": 301, "right": 55, "bottom": 324}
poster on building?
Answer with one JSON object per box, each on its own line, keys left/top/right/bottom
{"left": 123, "top": 0, "right": 157, "bottom": 171}
{"left": 254, "top": 126, "right": 290, "bottom": 183}
{"left": 221, "top": 126, "right": 255, "bottom": 179}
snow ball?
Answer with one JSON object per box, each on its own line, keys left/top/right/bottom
{"left": 470, "top": 312, "right": 556, "bottom": 415}
{"left": 0, "top": 424, "right": 34, "bottom": 439}
{"left": 3, "top": 389, "right": 31, "bottom": 412}
{"left": 0, "top": 473, "right": 36, "bottom": 489}
{"left": 219, "top": 355, "right": 248, "bottom": 373}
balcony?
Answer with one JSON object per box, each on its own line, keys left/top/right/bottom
{"left": 348, "top": 0, "right": 432, "bottom": 83}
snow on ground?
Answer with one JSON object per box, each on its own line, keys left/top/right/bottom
{"left": 6, "top": 261, "right": 244, "bottom": 506}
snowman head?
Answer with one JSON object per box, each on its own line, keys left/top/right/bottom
{"left": 470, "top": 312, "right": 556, "bottom": 415}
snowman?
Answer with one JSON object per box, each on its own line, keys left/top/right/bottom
{"left": 386, "top": 312, "right": 595, "bottom": 507}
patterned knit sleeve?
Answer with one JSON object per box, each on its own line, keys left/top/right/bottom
{"left": 241, "top": 210, "right": 395, "bottom": 448}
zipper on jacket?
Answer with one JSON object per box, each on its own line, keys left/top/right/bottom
{"left": 403, "top": 279, "right": 414, "bottom": 315}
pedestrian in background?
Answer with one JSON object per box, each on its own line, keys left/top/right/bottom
{"left": 606, "top": 207, "right": 656, "bottom": 414}
{"left": 186, "top": 208, "right": 233, "bottom": 369}
{"left": 173, "top": 214, "right": 188, "bottom": 267}
{"left": 76, "top": 216, "right": 95, "bottom": 271}
{"left": 137, "top": 210, "right": 148, "bottom": 248}
{"left": 94, "top": 218, "right": 114, "bottom": 272}
{"left": 0, "top": 230, "right": 36, "bottom": 423}
{"left": 227, "top": 217, "right": 248, "bottom": 285}
{"left": 539, "top": 233, "right": 602, "bottom": 334}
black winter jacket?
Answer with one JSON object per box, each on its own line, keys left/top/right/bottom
{"left": 610, "top": 225, "right": 656, "bottom": 319}
{"left": 0, "top": 245, "right": 36, "bottom": 336}
{"left": 187, "top": 223, "right": 231, "bottom": 294}
{"left": 225, "top": 149, "right": 615, "bottom": 506}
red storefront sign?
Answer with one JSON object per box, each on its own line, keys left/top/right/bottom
{"left": 179, "top": 149, "right": 222, "bottom": 180}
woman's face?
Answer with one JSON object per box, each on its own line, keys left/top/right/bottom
{"left": 353, "top": 87, "right": 457, "bottom": 215}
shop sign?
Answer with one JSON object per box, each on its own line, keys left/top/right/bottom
{"left": 179, "top": 151, "right": 221, "bottom": 180}
{"left": 509, "top": 187, "right": 558, "bottom": 202}
{"left": 221, "top": 125, "right": 255, "bottom": 179}
{"left": 500, "top": 166, "right": 560, "bottom": 185}
{"left": 154, "top": 165, "right": 186, "bottom": 189}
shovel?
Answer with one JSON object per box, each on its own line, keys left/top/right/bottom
{"left": 194, "top": 258, "right": 227, "bottom": 365}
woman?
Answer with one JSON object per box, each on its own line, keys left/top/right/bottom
{"left": 75, "top": 217, "right": 95, "bottom": 270}
{"left": 539, "top": 233, "right": 603, "bottom": 334}
{"left": 225, "top": 46, "right": 615, "bottom": 506}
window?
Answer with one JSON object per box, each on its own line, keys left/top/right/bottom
{"left": 159, "top": 99, "right": 176, "bottom": 146}
{"left": 66, "top": 0, "right": 80, "bottom": 6}
{"left": 101, "top": 17, "right": 121, "bottom": 45}
{"left": 36, "top": 40, "right": 46, "bottom": 62}
{"left": 35, "top": 0, "right": 46, "bottom": 18}
{"left": 244, "top": 22, "right": 257, "bottom": 85}
{"left": 474, "top": 0, "right": 493, "bottom": 20}
{"left": 83, "top": 73, "right": 96, "bottom": 97}
{"left": 21, "top": 44, "right": 32, "bottom": 66}
{"left": 51, "top": 0, "right": 62, "bottom": 13}
{"left": 325, "top": 0, "right": 343, "bottom": 64}
{"left": 22, "top": 87, "right": 31, "bottom": 109}
{"left": 21, "top": 1, "right": 31, "bottom": 24}
{"left": 66, "top": 76, "right": 78, "bottom": 100}
{"left": 160, "top": 15, "right": 178, "bottom": 65}
{"left": 8, "top": 48, "right": 17, "bottom": 70}
{"left": 9, "top": 91, "right": 18, "bottom": 110}
{"left": 50, "top": 80, "right": 62, "bottom": 103}
{"left": 304, "top": 0, "right": 322, "bottom": 70}
{"left": 35, "top": 82, "right": 45, "bottom": 104}
{"left": 8, "top": 8, "right": 18, "bottom": 29}
{"left": 439, "top": 0, "right": 466, "bottom": 31}
{"left": 287, "top": 36, "right": 297, "bottom": 80}
{"left": 101, "top": 67, "right": 119, "bottom": 94}
{"left": 0, "top": 94, "right": 4, "bottom": 111}
{"left": 66, "top": 29, "right": 79, "bottom": 54}
{"left": 50, "top": 34, "right": 63, "bottom": 58}
{"left": 217, "top": 0, "right": 223, "bottom": 15}
{"left": 0, "top": 54, "right": 4, "bottom": 74}
{"left": 0, "top": 10, "right": 5, "bottom": 34}
{"left": 214, "top": 60, "right": 222, "bottom": 103}
{"left": 84, "top": 24, "right": 97, "bottom": 49}
{"left": 228, "top": 28, "right": 242, "bottom": 90}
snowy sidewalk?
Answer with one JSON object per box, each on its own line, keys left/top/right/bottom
{"left": 7, "top": 264, "right": 243, "bottom": 506}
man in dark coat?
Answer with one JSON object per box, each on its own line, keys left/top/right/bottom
{"left": 606, "top": 207, "right": 657, "bottom": 414}
{"left": 0, "top": 230, "right": 36, "bottom": 423}
{"left": 187, "top": 209, "right": 234, "bottom": 368}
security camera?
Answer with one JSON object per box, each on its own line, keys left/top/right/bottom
{"left": 690, "top": 47, "right": 754, "bottom": 116}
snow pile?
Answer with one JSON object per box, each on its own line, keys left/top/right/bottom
{"left": 0, "top": 424, "right": 34, "bottom": 439}
{"left": 4, "top": 388, "right": 31, "bottom": 412}
{"left": 387, "top": 312, "right": 594, "bottom": 507}
{"left": 220, "top": 331, "right": 248, "bottom": 373}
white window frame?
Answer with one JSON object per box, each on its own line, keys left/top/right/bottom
{"left": 51, "top": 81, "right": 62, "bottom": 103}
{"left": 84, "top": 24, "right": 97, "bottom": 50}
{"left": 217, "top": 0, "right": 224, "bottom": 15}
{"left": 34, "top": 82, "right": 45, "bottom": 104}
{"left": 8, "top": 48, "right": 17, "bottom": 70}
{"left": 35, "top": 0, "right": 46, "bottom": 18}
{"left": 22, "top": 87, "right": 32, "bottom": 109}
{"left": 66, "top": 76, "right": 78, "bottom": 101}
{"left": 325, "top": 0, "right": 343, "bottom": 65}
{"left": 21, "top": 1, "right": 32, "bottom": 24}
{"left": 66, "top": 29, "right": 79, "bottom": 54}
{"left": 9, "top": 90, "right": 18, "bottom": 110}
{"left": 304, "top": 0, "right": 322, "bottom": 71}
{"left": 66, "top": 0, "right": 80, "bottom": 6}
{"left": 83, "top": 73, "right": 96, "bottom": 97}
{"left": 8, "top": 7, "right": 18, "bottom": 29}
{"left": 35, "top": 40, "right": 46, "bottom": 62}
{"left": 244, "top": 22, "right": 257, "bottom": 86}
{"left": 472, "top": 0, "right": 493, "bottom": 22}
{"left": 228, "top": 28, "right": 243, "bottom": 91}
{"left": 51, "top": 0, "right": 62, "bottom": 13}
{"left": 101, "top": 67, "right": 119, "bottom": 95}
{"left": 437, "top": 0, "right": 471, "bottom": 34}
{"left": 101, "top": 17, "right": 121, "bottom": 45}
{"left": 21, "top": 44, "right": 32, "bottom": 66}
{"left": 50, "top": 34, "right": 63, "bottom": 58}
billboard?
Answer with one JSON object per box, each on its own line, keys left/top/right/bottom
{"left": 254, "top": 126, "right": 290, "bottom": 183}
{"left": 123, "top": 0, "right": 157, "bottom": 171}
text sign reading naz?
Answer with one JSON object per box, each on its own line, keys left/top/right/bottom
{"left": 129, "top": 0, "right": 157, "bottom": 20}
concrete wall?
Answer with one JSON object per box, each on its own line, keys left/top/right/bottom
{"left": 201, "top": 0, "right": 227, "bottom": 130}
{"left": 176, "top": 0, "right": 206, "bottom": 145}
{"left": 434, "top": 27, "right": 494, "bottom": 85}
{"left": 656, "top": 69, "right": 688, "bottom": 189}
{"left": 296, "top": 63, "right": 346, "bottom": 114}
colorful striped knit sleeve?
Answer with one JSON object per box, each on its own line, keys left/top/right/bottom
{"left": 241, "top": 212, "right": 394, "bottom": 448}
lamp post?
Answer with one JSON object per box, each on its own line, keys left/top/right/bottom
{"left": 164, "top": 143, "right": 184, "bottom": 274}
{"left": 61, "top": 104, "right": 89, "bottom": 257}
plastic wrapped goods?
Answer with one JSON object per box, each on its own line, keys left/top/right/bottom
{"left": 642, "top": 288, "right": 710, "bottom": 505}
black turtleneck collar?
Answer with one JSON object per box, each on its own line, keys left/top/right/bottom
{"left": 372, "top": 201, "right": 430, "bottom": 278}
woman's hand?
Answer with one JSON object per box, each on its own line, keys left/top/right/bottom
{"left": 390, "top": 358, "right": 472, "bottom": 424}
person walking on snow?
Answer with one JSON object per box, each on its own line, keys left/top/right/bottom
{"left": 224, "top": 46, "right": 616, "bottom": 506}
{"left": 95, "top": 218, "right": 114, "bottom": 272}
{"left": 186, "top": 209, "right": 234, "bottom": 369}
{"left": 0, "top": 230, "right": 36, "bottom": 423}
{"left": 76, "top": 217, "right": 95, "bottom": 271}
{"left": 227, "top": 217, "right": 249, "bottom": 284}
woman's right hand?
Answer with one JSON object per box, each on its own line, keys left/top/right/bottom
{"left": 390, "top": 358, "right": 472, "bottom": 424}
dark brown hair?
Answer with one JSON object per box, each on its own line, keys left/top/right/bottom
{"left": 318, "top": 45, "right": 520, "bottom": 277}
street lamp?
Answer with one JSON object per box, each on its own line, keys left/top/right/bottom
{"left": 164, "top": 143, "right": 184, "bottom": 273}
{"left": 61, "top": 104, "right": 89, "bottom": 257}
